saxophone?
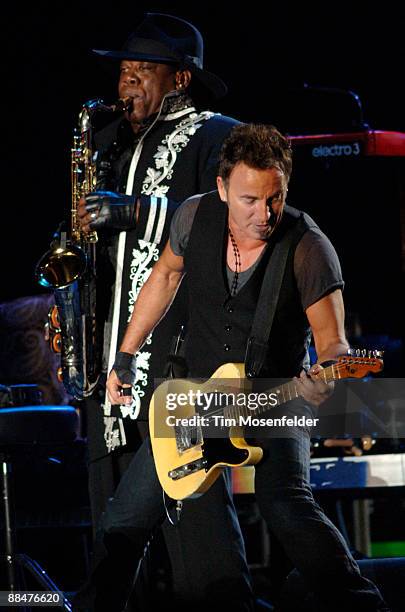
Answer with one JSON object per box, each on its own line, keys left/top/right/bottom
{"left": 36, "top": 98, "right": 129, "bottom": 399}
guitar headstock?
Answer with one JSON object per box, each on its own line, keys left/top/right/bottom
{"left": 336, "top": 349, "right": 384, "bottom": 378}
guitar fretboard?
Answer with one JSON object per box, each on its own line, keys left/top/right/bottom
{"left": 212, "top": 364, "right": 337, "bottom": 421}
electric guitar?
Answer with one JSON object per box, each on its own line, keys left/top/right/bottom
{"left": 149, "top": 352, "right": 383, "bottom": 500}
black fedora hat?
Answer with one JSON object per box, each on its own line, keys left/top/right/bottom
{"left": 93, "top": 13, "right": 227, "bottom": 99}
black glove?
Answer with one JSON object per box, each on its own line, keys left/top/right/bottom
{"left": 111, "top": 351, "right": 137, "bottom": 386}
{"left": 85, "top": 191, "right": 137, "bottom": 231}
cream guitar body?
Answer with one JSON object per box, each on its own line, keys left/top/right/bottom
{"left": 149, "top": 354, "right": 383, "bottom": 500}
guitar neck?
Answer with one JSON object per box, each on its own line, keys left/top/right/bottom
{"left": 193, "top": 355, "right": 381, "bottom": 423}
{"left": 221, "top": 363, "right": 338, "bottom": 421}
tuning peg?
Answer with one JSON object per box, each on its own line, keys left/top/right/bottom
{"left": 347, "top": 347, "right": 384, "bottom": 360}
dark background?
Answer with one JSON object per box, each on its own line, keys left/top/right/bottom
{"left": 1, "top": 3, "right": 405, "bottom": 599}
{"left": 3, "top": 1, "right": 405, "bottom": 331}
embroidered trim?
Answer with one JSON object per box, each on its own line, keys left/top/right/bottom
{"left": 128, "top": 239, "right": 160, "bottom": 315}
{"left": 163, "top": 107, "right": 196, "bottom": 121}
{"left": 104, "top": 416, "right": 127, "bottom": 452}
{"left": 104, "top": 107, "right": 215, "bottom": 451}
{"left": 160, "top": 92, "right": 194, "bottom": 115}
{"left": 123, "top": 112, "right": 214, "bottom": 422}
{"left": 142, "top": 111, "right": 215, "bottom": 196}
{"left": 114, "top": 239, "right": 160, "bottom": 420}
{"left": 105, "top": 104, "right": 200, "bottom": 377}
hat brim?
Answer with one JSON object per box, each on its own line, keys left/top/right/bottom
{"left": 93, "top": 49, "right": 179, "bottom": 64}
{"left": 92, "top": 49, "right": 227, "bottom": 99}
{"left": 184, "top": 59, "right": 228, "bottom": 100}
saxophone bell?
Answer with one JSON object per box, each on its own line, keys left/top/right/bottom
{"left": 35, "top": 241, "right": 87, "bottom": 289}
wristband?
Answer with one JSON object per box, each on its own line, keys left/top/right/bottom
{"left": 111, "top": 351, "right": 137, "bottom": 385}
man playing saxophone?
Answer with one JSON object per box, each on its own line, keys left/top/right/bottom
{"left": 74, "top": 12, "right": 252, "bottom": 610}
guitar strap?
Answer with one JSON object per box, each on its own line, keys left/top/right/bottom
{"left": 163, "top": 324, "right": 188, "bottom": 379}
{"left": 245, "top": 221, "right": 300, "bottom": 378}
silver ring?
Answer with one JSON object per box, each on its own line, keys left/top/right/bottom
{"left": 90, "top": 212, "right": 97, "bottom": 220}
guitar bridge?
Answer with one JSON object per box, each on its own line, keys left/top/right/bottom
{"left": 168, "top": 457, "right": 207, "bottom": 480}
{"left": 175, "top": 423, "right": 203, "bottom": 453}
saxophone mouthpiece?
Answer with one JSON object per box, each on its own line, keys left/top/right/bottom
{"left": 83, "top": 98, "right": 133, "bottom": 114}
{"left": 113, "top": 97, "right": 133, "bottom": 113}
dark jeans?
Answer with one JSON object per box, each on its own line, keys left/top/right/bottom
{"left": 76, "top": 401, "right": 389, "bottom": 612}
{"left": 252, "top": 401, "right": 389, "bottom": 612}
{"left": 75, "top": 436, "right": 253, "bottom": 612}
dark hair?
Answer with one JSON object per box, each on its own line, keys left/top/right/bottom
{"left": 218, "top": 124, "right": 292, "bottom": 183}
